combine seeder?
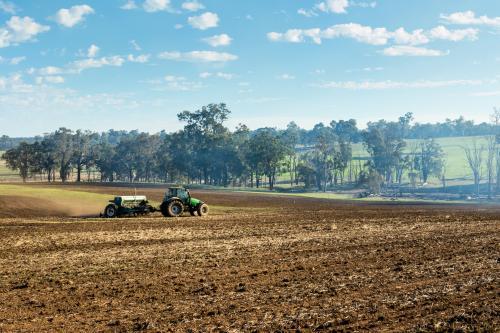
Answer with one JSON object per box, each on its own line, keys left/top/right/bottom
{"left": 102, "top": 187, "right": 209, "bottom": 218}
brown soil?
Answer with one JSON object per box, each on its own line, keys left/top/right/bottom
{"left": 0, "top": 184, "right": 498, "bottom": 332}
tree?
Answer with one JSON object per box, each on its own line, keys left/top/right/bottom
{"left": 72, "top": 130, "right": 95, "bottom": 182}
{"left": 53, "top": 128, "right": 75, "bottom": 182}
{"left": 362, "top": 120, "right": 406, "bottom": 185}
{"left": 40, "top": 136, "right": 58, "bottom": 182}
{"left": 247, "top": 129, "right": 287, "bottom": 190}
{"left": 282, "top": 122, "right": 300, "bottom": 186}
{"left": 3, "top": 143, "right": 33, "bottom": 182}
{"left": 297, "top": 162, "right": 316, "bottom": 188}
{"left": 486, "top": 135, "right": 496, "bottom": 199}
{"left": 491, "top": 107, "right": 500, "bottom": 193}
{"left": 463, "top": 138, "right": 484, "bottom": 196}
{"left": 415, "top": 139, "right": 443, "bottom": 183}
{"left": 178, "top": 103, "right": 232, "bottom": 185}
{"left": 94, "top": 141, "right": 118, "bottom": 182}
{"left": 312, "top": 124, "right": 335, "bottom": 192}
{"left": 331, "top": 119, "right": 357, "bottom": 183}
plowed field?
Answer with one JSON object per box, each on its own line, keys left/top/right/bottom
{"left": 0, "top": 185, "right": 498, "bottom": 332}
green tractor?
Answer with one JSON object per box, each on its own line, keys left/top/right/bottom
{"left": 160, "top": 187, "right": 209, "bottom": 217}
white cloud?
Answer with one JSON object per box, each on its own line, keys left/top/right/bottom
{"left": 151, "top": 75, "right": 202, "bottom": 91}
{"left": 130, "top": 40, "right": 141, "bottom": 51}
{"left": 174, "top": 24, "right": 183, "bottom": 29}
{"left": 202, "top": 34, "right": 232, "bottom": 47}
{"left": 323, "top": 23, "right": 389, "bottom": 45}
{"left": 38, "top": 66, "right": 63, "bottom": 75}
{"left": 87, "top": 44, "right": 99, "bottom": 58}
{"left": 0, "top": 1, "right": 16, "bottom": 14}
{"left": 199, "top": 72, "right": 233, "bottom": 80}
{"left": 441, "top": 11, "right": 500, "bottom": 27}
{"left": 28, "top": 52, "right": 151, "bottom": 79}
{"left": 393, "top": 28, "right": 429, "bottom": 45}
{"left": 315, "top": 79, "right": 483, "bottom": 90}
{"left": 182, "top": 1, "right": 204, "bottom": 12}
{"left": 121, "top": 0, "right": 138, "bottom": 10}
{"left": 382, "top": 46, "right": 448, "bottom": 57}
{"left": 0, "top": 55, "right": 25, "bottom": 65}
{"left": 471, "top": 91, "right": 500, "bottom": 97}
{"left": 70, "top": 56, "right": 125, "bottom": 73}
{"left": 429, "top": 25, "right": 478, "bottom": 42}
{"left": 316, "top": 0, "right": 349, "bottom": 14}
{"left": 188, "top": 12, "right": 219, "bottom": 30}
{"left": 158, "top": 50, "right": 237, "bottom": 62}
{"left": 54, "top": 5, "right": 94, "bottom": 28}
{"left": 143, "top": 0, "right": 171, "bottom": 12}
{"left": 127, "top": 54, "right": 150, "bottom": 63}
{"left": 300, "top": 0, "right": 375, "bottom": 17}
{"left": 268, "top": 24, "right": 390, "bottom": 45}
{"left": 268, "top": 23, "right": 479, "bottom": 46}
{"left": 36, "top": 76, "right": 65, "bottom": 84}
{"left": 0, "top": 16, "right": 50, "bottom": 48}
{"left": 297, "top": 8, "right": 318, "bottom": 17}
{"left": 0, "top": 75, "right": 145, "bottom": 122}
{"left": 277, "top": 74, "right": 295, "bottom": 80}
{"left": 10, "top": 56, "right": 25, "bottom": 65}
{"left": 351, "top": 1, "right": 376, "bottom": 8}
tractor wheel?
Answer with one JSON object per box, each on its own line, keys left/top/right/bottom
{"left": 167, "top": 200, "right": 184, "bottom": 217}
{"left": 197, "top": 203, "right": 209, "bottom": 217}
{"left": 160, "top": 202, "right": 169, "bottom": 217}
{"left": 104, "top": 204, "right": 118, "bottom": 218}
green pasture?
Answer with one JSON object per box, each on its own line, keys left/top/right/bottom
{"left": 351, "top": 136, "right": 490, "bottom": 182}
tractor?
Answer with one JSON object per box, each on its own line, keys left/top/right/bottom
{"left": 160, "top": 187, "right": 209, "bottom": 217}
{"left": 103, "top": 196, "right": 156, "bottom": 218}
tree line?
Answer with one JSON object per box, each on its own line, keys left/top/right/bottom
{"left": 2, "top": 104, "right": 500, "bottom": 196}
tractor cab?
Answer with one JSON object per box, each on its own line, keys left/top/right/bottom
{"left": 165, "top": 187, "right": 190, "bottom": 202}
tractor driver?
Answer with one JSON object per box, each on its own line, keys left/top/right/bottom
{"left": 179, "top": 188, "right": 190, "bottom": 201}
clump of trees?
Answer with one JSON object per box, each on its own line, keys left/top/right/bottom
{"left": 1, "top": 104, "right": 293, "bottom": 188}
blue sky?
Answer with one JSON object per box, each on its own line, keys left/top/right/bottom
{"left": 0, "top": 0, "right": 499, "bottom": 136}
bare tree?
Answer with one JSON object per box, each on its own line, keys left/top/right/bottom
{"left": 462, "top": 138, "right": 484, "bottom": 196}
{"left": 439, "top": 163, "right": 447, "bottom": 192}
{"left": 486, "top": 135, "right": 496, "bottom": 199}
{"left": 492, "top": 107, "right": 500, "bottom": 193}
{"left": 490, "top": 107, "right": 500, "bottom": 125}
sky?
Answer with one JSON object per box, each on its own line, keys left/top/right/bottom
{"left": 0, "top": 0, "right": 499, "bottom": 136}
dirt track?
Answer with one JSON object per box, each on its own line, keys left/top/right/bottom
{"left": 0, "top": 185, "right": 498, "bottom": 332}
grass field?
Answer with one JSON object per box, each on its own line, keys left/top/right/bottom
{"left": 351, "top": 136, "right": 491, "bottom": 182}
{"left": 0, "top": 183, "right": 498, "bottom": 331}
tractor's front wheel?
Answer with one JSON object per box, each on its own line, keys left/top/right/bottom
{"left": 197, "top": 203, "right": 209, "bottom": 217}
{"left": 167, "top": 200, "right": 184, "bottom": 217}
{"left": 104, "top": 204, "right": 118, "bottom": 218}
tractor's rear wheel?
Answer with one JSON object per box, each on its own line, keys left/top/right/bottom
{"left": 197, "top": 203, "right": 209, "bottom": 217}
{"left": 104, "top": 204, "right": 118, "bottom": 218}
{"left": 160, "top": 202, "right": 169, "bottom": 217}
{"left": 167, "top": 200, "right": 184, "bottom": 217}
